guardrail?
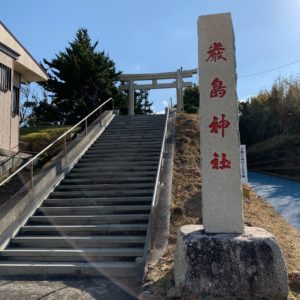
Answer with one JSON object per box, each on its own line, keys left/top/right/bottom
{"left": 0, "top": 98, "right": 114, "bottom": 188}
{"left": 143, "top": 107, "right": 170, "bottom": 260}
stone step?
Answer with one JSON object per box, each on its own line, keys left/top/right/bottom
{"left": 56, "top": 183, "right": 154, "bottom": 191}
{"left": 94, "top": 139, "right": 162, "bottom": 145}
{"left": 104, "top": 125, "right": 164, "bottom": 130}
{"left": 89, "top": 145, "right": 161, "bottom": 152}
{"left": 72, "top": 165, "right": 158, "bottom": 174}
{"left": 19, "top": 224, "right": 147, "bottom": 235}
{"left": 91, "top": 141, "right": 162, "bottom": 147}
{"left": 62, "top": 177, "right": 155, "bottom": 184}
{"left": 10, "top": 236, "right": 146, "bottom": 248}
{"left": 97, "top": 135, "right": 163, "bottom": 140}
{"left": 36, "top": 205, "right": 151, "bottom": 215}
{"left": 114, "top": 115, "right": 165, "bottom": 118}
{"left": 103, "top": 130, "right": 163, "bottom": 135}
{"left": 49, "top": 189, "right": 153, "bottom": 198}
{"left": 106, "top": 120, "right": 165, "bottom": 124}
{"left": 106, "top": 120, "right": 164, "bottom": 124}
{"left": 0, "top": 248, "right": 144, "bottom": 262}
{"left": 70, "top": 166, "right": 158, "bottom": 173}
{"left": 82, "top": 152, "right": 160, "bottom": 159}
{"left": 0, "top": 261, "right": 136, "bottom": 277}
{"left": 99, "top": 132, "right": 163, "bottom": 137}
{"left": 111, "top": 118, "right": 164, "bottom": 120}
{"left": 0, "top": 114, "right": 166, "bottom": 278}
{"left": 28, "top": 214, "right": 149, "bottom": 225}
{"left": 78, "top": 157, "right": 159, "bottom": 163}
{"left": 43, "top": 197, "right": 152, "bottom": 207}
{"left": 74, "top": 161, "right": 158, "bottom": 168}
{"left": 108, "top": 121, "right": 165, "bottom": 126}
{"left": 66, "top": 171, "right": 157, "bottom": 178}
{"left": 84, "top": 149, "right": 161, "bottom": 155}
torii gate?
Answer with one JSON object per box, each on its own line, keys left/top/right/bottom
{"left": 119, "top": 67, "right": 197, "bottom": 115}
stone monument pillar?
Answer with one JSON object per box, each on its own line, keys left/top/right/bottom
{"left": 174, "top": 13, "right": 288, "bottom": 299}
{"left": 198, "top": 12, "right": 243, "bottom": 234}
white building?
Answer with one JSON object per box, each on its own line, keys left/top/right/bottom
{"left": 0, "top": 21, "right": 48, "bottom": 157}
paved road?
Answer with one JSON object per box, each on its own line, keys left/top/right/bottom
{"left": 248, "top": 171, "right": 300, "bottom": 231}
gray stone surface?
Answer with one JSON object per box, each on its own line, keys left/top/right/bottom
{"left": 198, "top": 13, "right": 244, "bottom": 233}
{"left": 174, "top": 225, "right": 288, "bottom": 299}
{"left": 166, "top": 286, "right": 181, "bottom": 299}
{"left": 0, "top": 277, "right": 138, "bottom": 300}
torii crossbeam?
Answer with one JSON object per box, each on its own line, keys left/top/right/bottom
{"left": 119, "top": 68, "right": 197, "bottom": 115}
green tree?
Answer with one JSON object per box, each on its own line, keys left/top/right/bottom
{"left": 239, "top": 76, "right": 300, "bottom": 147}
{"left": 118, "top": 87, "right": 153, "bottom": 115}
{"left": 183, "top": 84, "right": 199, "bottom": 113}
{"left": 134, "top": 90, "right": 153, "bottom": 115}
{"left": 41, "top": 28, "right": 121, "bottom": 124}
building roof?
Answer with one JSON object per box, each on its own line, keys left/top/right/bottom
{"left": 0, "top": 21, "right": 48, "bottom": 83}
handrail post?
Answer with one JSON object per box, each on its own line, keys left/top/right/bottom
{"left": 100, "top": 107, "right": 102, "bottom": 127}
{"left": 159, "top": 165, "right": 163, "bottom": 185}
{"left": 30, "top": 161, "right": 33, "bottom": 190}
{"left": 85, "top": 119, "right": 88, "bottom": 135}
{"left": 64, "top": 135, "right": 67, "bottom": 159}
{"left": 150, "top": 218, "right": 154, "bottom": 249}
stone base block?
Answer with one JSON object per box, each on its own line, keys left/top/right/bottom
{"left": 174, "top": 225, "right": 288, "bottom": 299}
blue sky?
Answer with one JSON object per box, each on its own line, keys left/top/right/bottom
{"left": 1, "top": 0, "right": 300, "bottom": 112}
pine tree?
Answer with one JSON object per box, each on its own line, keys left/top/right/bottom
{"left": 41, "top": 28, "right": 120, "bottom": 124}
{"left": 183, "top": 84, "right": 199, "bottom": 113}
{"left": 134, "top": 90, "right": 153, "bottom": 115}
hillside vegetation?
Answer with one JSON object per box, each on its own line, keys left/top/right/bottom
{"left": 19, "top": 126, "right": 73, "bottom": 153}
{"left": 144, "top": 113, "right": 300, "bottom": 299}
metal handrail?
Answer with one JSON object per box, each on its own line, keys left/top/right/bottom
{"left": 0, "top": 97, "right": 114, "bottom": 187}
{"left": 143, "top": 107, "right": 170, "bottom": 260}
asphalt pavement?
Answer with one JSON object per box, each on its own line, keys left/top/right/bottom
{"left": 248, "top": 171, "right": 300, "bottom": 231}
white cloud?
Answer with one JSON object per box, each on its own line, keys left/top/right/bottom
{"left": 155, "top": 110, "right": 165, "bottom": 115}
{"left": 162, "top": 100, "right": 168, "bottom": 107}
{"left": 133, "top": 64, "right": 141, "bottom": 72}
{"left": 239, "top": 95, "right": 254, "bottom": 102}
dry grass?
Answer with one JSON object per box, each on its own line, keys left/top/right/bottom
{"left": 244, "top": 191, "right": 300, "bottom": 273}
{"left": 144, "top": 113, "right": 300, "bottom": 299}
{"left": 20, "top": 125, "right": 73, "bottom": 153}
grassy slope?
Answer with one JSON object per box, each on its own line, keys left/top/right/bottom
{"left": 20, "top": 126, "right": 73, "bottom": 153}
{"left": 145, "top": 113, "right": 300, "bottom": 299}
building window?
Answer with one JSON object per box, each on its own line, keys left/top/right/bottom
{"left": 0, "top": 63, "right": 12, "bottom": 92}
{"left": 12, "top": 86, "right": 20, "bottom": 116}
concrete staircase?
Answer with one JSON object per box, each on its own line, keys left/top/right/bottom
{"left": 0, "top": 114, "right": 166, "bottom": 277}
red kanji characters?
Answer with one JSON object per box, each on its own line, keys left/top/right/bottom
{"left": 209, "top": 114, "right": 230, "bottom": 138}
{"left": 210, "top": 152, "right": 231, "bottom": 170}
{"left": 210, "top": 78, "right": 227, "bottom": 98}
{"left": 206, "top": 42, "right": 227, "bottom": 62}
{"left": 210, "top": 152, "right": 220, "bottom": 170}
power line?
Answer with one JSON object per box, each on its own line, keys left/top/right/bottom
{"left": 239, "top": 58, "right": 300, "bottom": 78}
